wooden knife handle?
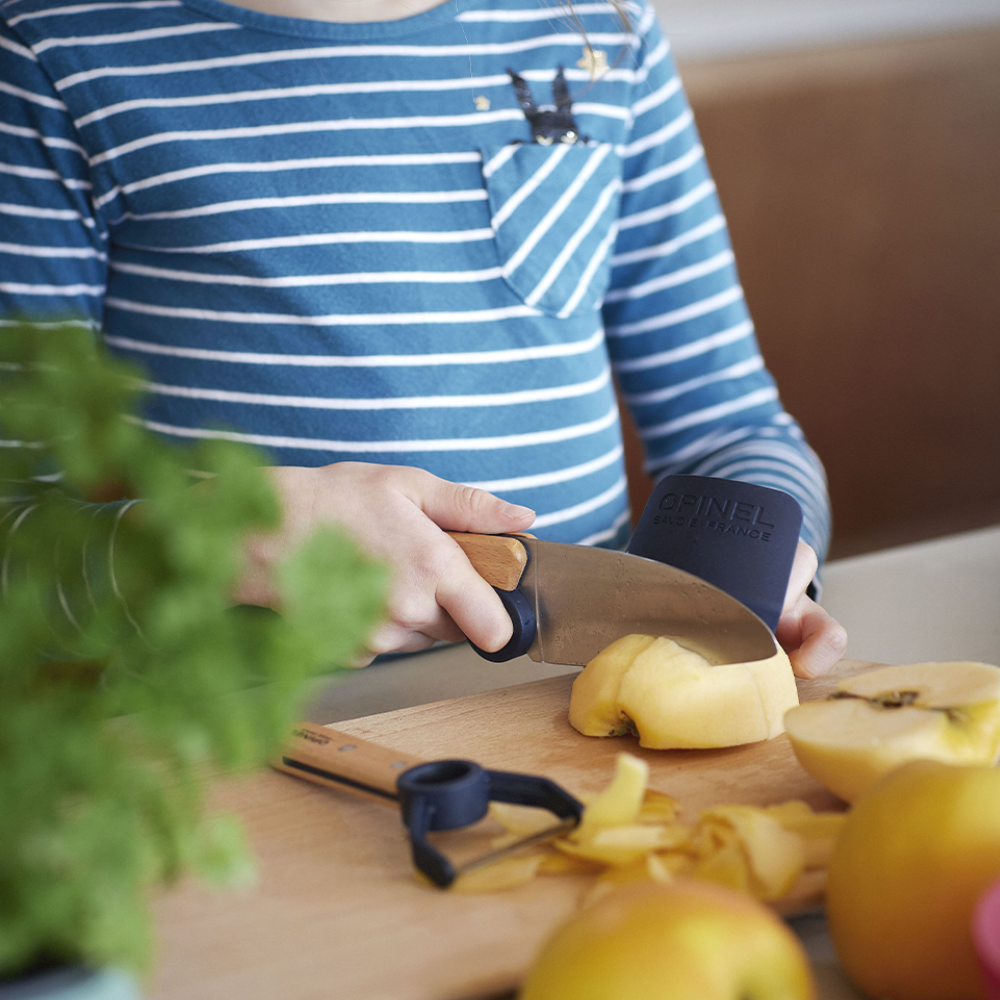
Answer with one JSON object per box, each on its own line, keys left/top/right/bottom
{"left": 446, "top": 531, "right": 529, "bottom": 591}
{"left": 272, "top": 722, "right": 425, "bottom": 803}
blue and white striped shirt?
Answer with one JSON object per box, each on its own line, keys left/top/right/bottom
{"left": 0, "top": 0, "right": 831, "bottom": 557}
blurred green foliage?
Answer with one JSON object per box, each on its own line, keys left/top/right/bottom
{"left": 0, "top": 321, "right": 387, "bottom": 980}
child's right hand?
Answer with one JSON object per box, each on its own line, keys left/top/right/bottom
{"left": 230, "top": 462, "right": 536, "bottom": 665}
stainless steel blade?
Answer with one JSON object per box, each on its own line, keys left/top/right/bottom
{"left": 517, "top": 539, "right": 778, "bottom": 666}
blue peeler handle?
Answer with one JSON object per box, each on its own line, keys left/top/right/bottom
{"left": 272, "top": 723, "right": 583, "bottom": 889}
{"left": 398, "top": 760, "right": 583, "bottom": 887}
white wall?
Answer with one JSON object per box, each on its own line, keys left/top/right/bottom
{"left": 651, "top": 0, "right": 1000, "bottom": 60}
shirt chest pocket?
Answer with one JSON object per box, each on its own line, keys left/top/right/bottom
{"left": 480, "top": 140, "right": 622, "bottom": 318}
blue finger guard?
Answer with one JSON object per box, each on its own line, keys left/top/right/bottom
{"left": 469, "top": 586, "right": 537, "bottom": 662}
{"left": 627, "top": 475, "right": 803, "bottom": 632}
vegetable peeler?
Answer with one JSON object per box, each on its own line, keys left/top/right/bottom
{"left": 273, "top": 722, "right": 583, "bottom": 888}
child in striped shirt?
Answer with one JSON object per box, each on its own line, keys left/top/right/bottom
{"left": 0, "top": 0, "right": 847, "bottom": 675}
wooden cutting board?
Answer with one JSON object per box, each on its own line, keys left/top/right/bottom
{"left": 149, "top": 660, "right": 873, "bottom": 1000}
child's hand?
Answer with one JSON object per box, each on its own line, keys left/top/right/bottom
{"left": 775, "top": 541, "right": 848, "bottom": 679}
{"left": 232, "top": 462, "right": 535, "bottom": 665}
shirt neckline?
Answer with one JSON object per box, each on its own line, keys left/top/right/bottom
{"left": 180, "top": 0, "right": 494, "bottom": 40}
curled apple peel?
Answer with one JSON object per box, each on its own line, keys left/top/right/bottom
{"left": 455, "top": 753, "right": 845, "bottom": 909}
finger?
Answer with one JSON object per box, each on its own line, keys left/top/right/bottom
{"left": 394, "top": 522, "right": 519, "bottom": 653}
{"left": 347, "top": 633, "right": 438, "bottom": 669}
{"left": 780, "top": 599, "right": 848, "bottom": 679}
{"left": 414, "top": 472, "right": 535, "bottom": 535}
{"left": 363, "top": 621, "right": 449, "bottom": 659}
{"left": 365, "top": 585, "right": 467, "bottom": 653}
{"left": 783, "top": 541, "right": 819, "bottom": 614}
{"left": 436, "top": 569, "right": 514, "bottom": 652}
{"left": 345, "top": 650, "right": 376, "bottom": 669}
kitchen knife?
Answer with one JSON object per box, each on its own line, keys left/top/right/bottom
{"left": 448, "top": 532, "right": 778, "bottom": 667}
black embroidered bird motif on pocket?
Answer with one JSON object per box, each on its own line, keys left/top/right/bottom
{"left": 506, "top": 66, "right": 587, "bottom": 146}
{"left": 480, "top": 69, "right": 622, "bottom": 317}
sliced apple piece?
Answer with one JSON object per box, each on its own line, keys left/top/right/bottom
{"left": 569, "top": 634, "right": 799, "bottom": 749}
{"left": 784, "top": 661, "right": 1000, "bottom": 802}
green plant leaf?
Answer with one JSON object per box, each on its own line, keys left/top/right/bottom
{"left": 0, "top": 321, "right": 387, "bottom": 979}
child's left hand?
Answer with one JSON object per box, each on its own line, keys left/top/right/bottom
{"left": 776, "top": 542, "right": 848, "bottom": 679}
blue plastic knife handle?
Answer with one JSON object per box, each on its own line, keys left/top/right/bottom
{"left": 626, "top": 475, "right": 802, "bottom": 633}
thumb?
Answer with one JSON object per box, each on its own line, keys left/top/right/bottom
{"left": 420, "top": 478, "right": 536, "bottom": 535}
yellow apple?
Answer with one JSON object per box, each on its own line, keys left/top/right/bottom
{"left": 826, "top": 758, "right": 1000, "bottom": 1000}
{"left": 784, "top": 661, "right": 1000, "bottom": 802}
{"left": 974, "top": 877, "right": 1000, "bottom": 1000}
{"left": 519, "top": 879, "right": 816, "bottom": 1000}
{"left": 569, "top": 634, "right": 799, "bottom": 749}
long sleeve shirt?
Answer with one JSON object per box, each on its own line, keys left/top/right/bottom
{"left": 0, "top": 0, "right": 831, "bottom": 557}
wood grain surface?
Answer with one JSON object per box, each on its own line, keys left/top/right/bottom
{"left": 149, "top": 660, "right": 872, "bottom": 1000}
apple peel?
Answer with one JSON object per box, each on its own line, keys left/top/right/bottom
{"left": 698, "top": 805, "right": 805, "bottom": 901}
{"left": 573, "top": 751, "right": 648, "bottom": 835}
{"left": 450, "top": 853, "right": 544, "bottom": 893}
{"left": 465, "top": 752, "right": 842, "bottom": 911}
{"left": 763, "top": 800, "right": 846, "bottom": 868}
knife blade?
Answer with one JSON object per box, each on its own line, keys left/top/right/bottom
{"left": 447, "top": 532, "right": 777, "bottom": 667}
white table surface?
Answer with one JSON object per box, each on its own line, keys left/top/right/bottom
{"left": 302, "top": 523, "right": 1000, "bottom": 999}
{"left": 657, "top": 0, "right": 1000, "bottom": 62}
{"left": 821, "top": 524, "right": 1000, "bottom": 666}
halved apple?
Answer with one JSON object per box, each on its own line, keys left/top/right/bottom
{"left": 569, "top": 634, "right": 799, "bottom": 749}
{"left": 783, "top": 661, "right": 1000, "bottom": 802}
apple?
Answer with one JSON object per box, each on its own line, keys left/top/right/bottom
{"left": 518, "top": 879, "right": 816, "bottom": 1000}
{"left": 783, "top": 661, "right": 1000, "bottom": 802}
{"left": 974, "top": 877, "right": 1000, "bottom": 1000}
{"left": 826, "top": 758, "right": 1000, "bottom": 1000}
{"left": 569, "top": 634, "right": 799, "bottom": 749}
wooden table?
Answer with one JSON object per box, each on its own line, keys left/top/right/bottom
{"left": 149, "top": 525, "right": 1000, "bottom": 1000}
